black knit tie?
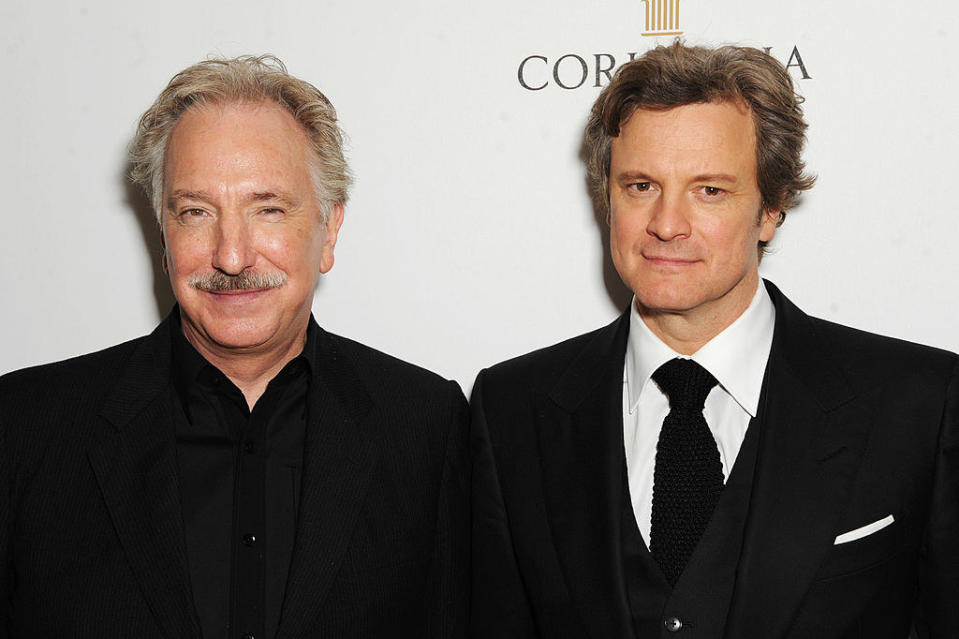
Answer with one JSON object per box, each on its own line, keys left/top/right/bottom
{"left": 650, "top": 358, "right": 723, "bottom": 587}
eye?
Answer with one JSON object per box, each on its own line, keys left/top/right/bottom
{"left": 700, "top": 186, "right": 724, "bottom": 197}
{"left": 177, "top": 208, "right": 209, "bottom": 222}
{"left": 259, "top": 207, "right": 285, "bottom": 218}
{"left": 629, "top": 182, "right": 653, "bottom": 192}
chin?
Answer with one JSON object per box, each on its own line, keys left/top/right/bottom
{"left": 637, "top": 299, "right": 701, "bottom": 316}
{"left": 632, "top": 281, "right": 703, "bottom": 314}
{"left": 200, "top": 317, "right": 278, "bottom": 351}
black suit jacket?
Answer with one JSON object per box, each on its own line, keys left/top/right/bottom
{"left": 0, "top": 315, "right": 469, "bottom": 638}
{"left": 471, "top": 281, "right": 959, "bottom": 638}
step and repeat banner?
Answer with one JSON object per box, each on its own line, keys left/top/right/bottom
{"left": 2, "top": 1, "right": 957, "bottom": 390}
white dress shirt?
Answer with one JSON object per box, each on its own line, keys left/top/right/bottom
{"left": 623, "top": 283, "right": 776, "bottom": 544}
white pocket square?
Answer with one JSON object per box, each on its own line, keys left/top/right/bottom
{"left": 834, "top": 514, "right": 895, "bottom": 545}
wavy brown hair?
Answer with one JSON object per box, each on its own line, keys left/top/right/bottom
{"left": 129, "top": 55, "right": 351, "bottom": 223}
{"left": 585, "top": 41, "right": 815, "bottom": 252}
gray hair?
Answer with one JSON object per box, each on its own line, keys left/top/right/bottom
{"left": 129, "top": 54, "right": 352, "bottom": 223}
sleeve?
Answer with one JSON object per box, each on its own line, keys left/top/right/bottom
{"left": 469, "top": 370, "right": 539, "bottom": 638}
{"left": 914, "top": 357, "right": 959, "bottom": 638}
{"left": 0, "top": 398, "right": 12, "bottom": 638}
{"left": 425, "top": 380, "right": 471, "bottom": 638}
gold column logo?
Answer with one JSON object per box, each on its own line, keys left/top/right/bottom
{"left": 641, "top": 0, "right": 683, "bottom": 36}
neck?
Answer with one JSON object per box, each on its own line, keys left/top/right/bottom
{"left": 182, "top": 322, "right": 308, "bottom": 410}
{"left": 639, "top": 277, "right": 759, "bottom": 355}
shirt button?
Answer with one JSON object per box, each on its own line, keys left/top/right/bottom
{"left": 243, "top": 441, "right": 256, "bottom": 454}
{"left": 242, "top": 634, "right": 255, "bottom": 639}
{"left": 664, "top": 616, "right": 683, "bottom": 632}
{"left": 242, "top": 533, "right": 257, "bottom": 547}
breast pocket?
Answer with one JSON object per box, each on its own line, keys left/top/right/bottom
{"left": 814, "top": 514, "right": 902, "bottom": 581}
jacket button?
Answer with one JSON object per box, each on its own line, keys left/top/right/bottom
{"left": 664, "top": 616, "right": 683, "bottom": 632}
{"left": 242, "top": 533, "right": 257, "bottom": 547}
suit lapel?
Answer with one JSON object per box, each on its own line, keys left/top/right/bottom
{"left": 276, "top": 325, "right": 379, "bottom": 637}
{"left": 536, "top": 311, "right": 636, "bottom": 638}
{"left": 726, "top": 282, "right": 872, "bottom": 638}
{"left": 88, "top": 318, "right": 202, "bottom": 639}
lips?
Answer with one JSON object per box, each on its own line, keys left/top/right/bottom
{"left": 205, "top": 288, "right": 272, "bottom": 296}
{"left": 200, "top": 287, "right": 276, "bottom": 304}
{"left": 643, "top": 254, "right": 698, "bottom": 266}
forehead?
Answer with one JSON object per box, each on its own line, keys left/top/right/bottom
{"left": 163, "top": 100, "right": 313, "bottom": 191}
{"left": 611, "top": 101, "right": 757, "bottom": 175}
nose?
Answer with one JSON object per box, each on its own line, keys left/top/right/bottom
{"left": 212, "top": 212, "right": 256, "bottom": 275}
{"left": 645, "top": 191, "right": 692, "bottom": 242}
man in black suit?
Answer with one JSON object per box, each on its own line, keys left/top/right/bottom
{"left": 0, "top": 55, "right": 468, "bottom": 638}
{"left": 471, "top": 42, "right": 958, "bottom": 638}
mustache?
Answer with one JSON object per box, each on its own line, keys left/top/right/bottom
{"left": 188, "top": 270, "right": 287, "bottom": 292}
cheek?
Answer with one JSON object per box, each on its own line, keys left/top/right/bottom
{"left": 163, "top": 231, "right": 203, "bottom": 276}
{"left": 259, "top": 233, "right": 292, "bottom": 258}
{"left": 608, "top": 224, "right": 629, "bottom": 265}
{"left": 609, "top": 210, "right": 644, "bottom": 252}
{"left": 707, "top": 220, "right": 761, "bottom": 267}
{"left": 258, "top": 227, "right": 323, "bottom": 274}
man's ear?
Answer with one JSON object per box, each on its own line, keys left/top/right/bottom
{"left": 319, "top": 202, "right": 345, "bottom": 275}
{"left": 759, "top": 206, "right": 781, "bottom": 243}
{"left": 160, "top": 230, "right": 168, "bottom": 274}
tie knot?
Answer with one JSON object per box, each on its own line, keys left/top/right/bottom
{"left": 652, "top": 358, "right": 717, "bottom": 412}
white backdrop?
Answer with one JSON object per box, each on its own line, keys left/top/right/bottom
{"left": 3, "top": 1, "right": 958, "bottom": 393}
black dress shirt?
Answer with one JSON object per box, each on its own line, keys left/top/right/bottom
{"left": 171, "top": 317, "right": 315, "bottom": 639}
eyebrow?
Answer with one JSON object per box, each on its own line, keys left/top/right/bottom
{"left": 614, "top": 171, "right": 654, "bottom": 183}
{"left": 613, "top": 172, "right": 740, "bottom": 184}
{"left": 167, "top": 190, "right": 213, "bottom": 207}
{"left": 247, "top": 191, "right": 299, "bottom": 207}
{"left": 691, "top": 174, "right": 739, "bottom": 184}
{"left": 166, "top": 190, "right": 300, "bottom": 208}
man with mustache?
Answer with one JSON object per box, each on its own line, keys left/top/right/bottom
{"left": 471, "top": 42, "right": 959, "bottom": 638}
{"left": 0, "top": 56, "right": 468, "bottom": 638}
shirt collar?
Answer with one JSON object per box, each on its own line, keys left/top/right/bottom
{"left": 625, "top": 281, "right": 776, "bottom": 417}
